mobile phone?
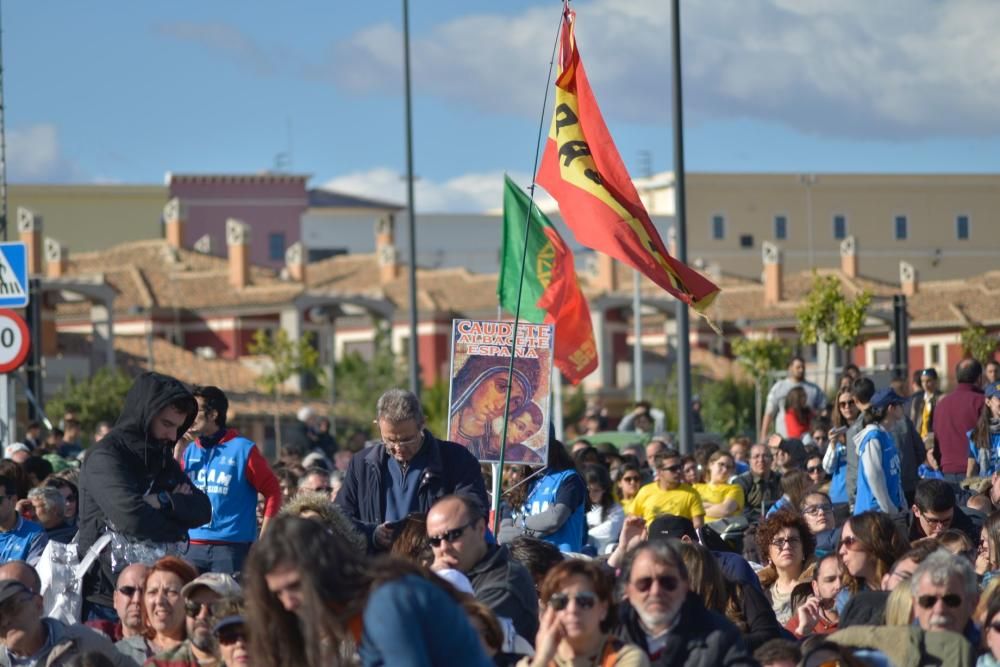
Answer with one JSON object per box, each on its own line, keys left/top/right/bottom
{"left": 829, "top": 426, "right": 848, "bottom": 437}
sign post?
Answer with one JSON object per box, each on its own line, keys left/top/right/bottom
{"left": 0, "top": 308, "right": 29, "bottom": 447}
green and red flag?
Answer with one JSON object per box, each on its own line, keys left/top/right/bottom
{"left": 535, "top": 6, "right": 721, "bottom": 316}
{"left": 499, "top": 175, "right": 598, "bottom": 385}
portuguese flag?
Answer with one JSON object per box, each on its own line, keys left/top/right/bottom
{"left": 498, "top": 175, "right": 598, "bottom": 385}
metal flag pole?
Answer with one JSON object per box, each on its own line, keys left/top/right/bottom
{"left": 671, "top": 0, "right": 693, "bottom": 454}
{"left": 0, "top": 1, "right": 7, "bottom": 242}
{"left": 633, "top": 270, "right": 643, "bottom": 403}
{"left": 402, "top": 0, "right": 420, "bottom": 397}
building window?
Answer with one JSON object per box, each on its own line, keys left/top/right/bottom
{"left": 930, "top": 343, "right": 941, "bottom": 366}
{"left": 833, "top": 215, "right": 847, "bottom": 240}
{"left": 956, "top": 215, "right": 970, "bottom": 240}
{"left": 268, "top": 232, "right": 285, "bottom": 261}
{"left": 894, "top": 215, "right": 908, "bottom": 240}
{"left": 774, "top": 215, "right": 787, "bottom": 240}
{"left": 711, "top": 215, "right": 725, "bottom": 240}
{"left": 739, "top": 234, "right": 754, "bottom": 248}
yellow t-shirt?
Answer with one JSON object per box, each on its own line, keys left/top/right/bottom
{"left": 631, "top": 482, "right": 705, "bottom": 525}
{"left": 620, "top": 495, "right": 639, "bottom": 517}
{"left": 694, "top": 482, "right": 745, "bottom": 516}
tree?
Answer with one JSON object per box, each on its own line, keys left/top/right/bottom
{"left": 248, "top": 329, "right": 325, "bottom": 449}
{"left": 731, "top": 337, "right": 792, "bottom": 437}
{"left": 960, "top": 325, "right": 999, "bottom": 364}
{"left": 45, "top": 368, "right": 134, "bottom": 440}
{"left": 331, "top": 324, "right": 408, "bottom": 440}
{"left": 796, "top": 274, "right": 872, "bottom": 392}
{"left": 697, "top": 376, "right": 756, "bottom": 439}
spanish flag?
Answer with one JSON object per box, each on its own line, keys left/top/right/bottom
{"left": 536, "top": 6, "right": 720, "bottom": 314}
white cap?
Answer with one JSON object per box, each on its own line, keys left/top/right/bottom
{"left": 434, "top": 568, "right": 475, "bottom": 595}
{"left": 4, "top": 443, "right": 30, "bottom": 459}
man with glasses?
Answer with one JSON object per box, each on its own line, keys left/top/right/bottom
{"left": 735, "top": 444, "right": 782, "bottom": 523}
{"left": 337, "top": 388, "right": 487, "bottom": 552}
{"left": 910, "top": 548, "right": 978, "bottom": 640}
{"left": 0, "top": 475, "right": 48, "bottom": 566}
{"left": 145, "top": 572, "right": 241, "bottom": 667}
{"left": 0, "top": 578, "right": 134, "bottom": 666}
{"left": 908, "top": 479, "right": 977, "bottom": 542}
{"left": 426, "top": 494, "right": 537, "bottom": 642}
{"left": 181, "top": 385, "right": 283, "bottom": 576}
{"left": 100, "top": 563, "right": 149, "bottom": 642}
{"left": 616, "top": 540, "right": 752, "bottom": 664}
{"left": 630, "top": 450, "right": 705, "bottom": 528}
{"left": 296, "top": 468, "right": 333, "bottom": 497}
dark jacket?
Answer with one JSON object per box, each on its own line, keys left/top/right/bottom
{"left": 466, "top": 544, "right": 539, "bottom": 641}
{"left": 934, "top": 384, "right": 986, "bottom": 474}
{"left": 335, "top": 430, "right": 489, "bottom": 548}
{"left": 735, "top": 470, "right": 781, "bottom": 523}
{"left": 735, "top": 579, "right": 786, "bottom": 652}
{"left": 908, "top": 505, "right": 978, "bottom": 543}
{"left": 79, "top": 372, "right": 212, "bottom": 607}
{"left": 892, "top": 414, "right": 925, "bottom": 498}
{"left": 909, "top": 389, "right": 942, "bottom": 434}
{"left": 616, "top": 592, "right": 756, "bottom": 667}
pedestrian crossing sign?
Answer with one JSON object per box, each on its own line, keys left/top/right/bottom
{"left": 0, "top": 243, "right": 29, "bottom": 308}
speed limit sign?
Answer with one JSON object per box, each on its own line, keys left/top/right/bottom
{"left": 0, "top": 309, "right": 30, "bottom": 374}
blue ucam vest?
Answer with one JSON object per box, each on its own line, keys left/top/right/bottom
{"left": 829, "top": 442, "right": 849, "bottom": 504}
{"left": 526, "top": 469, "right": 585, "bottom": 553}
{"left": 183, "top": 430, "right": 257, "bottom": 543}
{"left": 855, "top": 427, "right": 904, "bottom": 515}
{"left": 967, "top": 430, "right": 1000, "bottom": 477}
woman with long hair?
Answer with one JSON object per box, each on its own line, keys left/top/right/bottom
{"left": 968, "top": 384, "right": 1000, "bottom": 478}
{"left": 823, "top": 389, "right": 854, "bottom": 506}
{"left": 694, "top": 450, "right": 745, "bottom": 520}
{"left": 582, "top": 464, "right": 624, "bottom": 555}
{"left": 243, "top": 514, "right": 491, "bottom": 667}
{"left": 784, "top": 386, "right": 813, "bottom": 440}
{"left": 616, "top": 462, "right": 643, "bottom": 516}
{"left": 978, "top": 511, "right": 1000, "bottom": 585}
{"left": 755, "top": 511, "right": 816, "bottom": 624}
{"left": 115, "top": 556, "right": 198, "bottom": 663}
{"left": 799, "top": 490, "right": 839, "bottom": 557}
{"left": 978, "top": 592, "right": 1000, "bottom": 667}
{"left": 853, "top": 389, "right": 907, "bottom": 514}
{"left": 522, "top": 560, "right": 649, "bottom": 667}
{"left": 838, "top": 511, "right": 909, "bottom": 597}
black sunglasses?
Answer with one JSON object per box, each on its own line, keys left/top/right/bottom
{"left": 631, "top": 575, "right": 680, "bottom": 593}
{"left": 621, "top": 476, "right": 641, "bottom": 483}
{"left": 806, "top": 465, "right": 824, "bottom": 474}
{"left": 428, "top": 521, "right": 475, "bottom": 548}
{"left": 185, "top": 600, "right": 218, "bottom": 618}
{"left": 659, "top": 464, "right": 683, "bottom": 474}
{"left": 548, "top": 591, "right": 597, "bottom": 611}
{"left": 916, "top": 594, "right": 962, "bottom": 609}
{"left": 216, "top": 625, "right": 248, "bottom": 646}
{"left": 116, "top": 585, "right": 143, "bottom": 598}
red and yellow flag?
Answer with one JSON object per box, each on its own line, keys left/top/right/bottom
{"left": 536, "top": 6, "right": 720, "bottom": 313}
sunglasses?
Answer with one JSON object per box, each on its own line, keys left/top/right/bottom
{"left": 659, "top": 464, "right": 683, "bottom": 474}
{"left": 216, "top": 625, "right": 248, "bottom": 646}
{"left": 621, "top": 476, "right": 640, "bottom": 483}
{"left": 427, "top": 521, "right": 475, "bottom": 548}
{"left": 770, "top": 537, "right": 802, "bottom": 551}
{"left": 548, "top": 591, "right": 598, "bottom": 611}
{"left": 185, "top": 600, "right": 218, "bottom": 618}
{"left": 631, "top": 575, "right": 680, "bottom": 593}
{"left": 806, "top": 465, "right": 824, "bottom": 474}
{"left": 116, "top": 585, "right": 143, "bottom": 598}
{"left": 916, "top": 594, "right": 962, "bottom": 609}
{"left": 990, "top": 622, "right": 1000, "bottom": 634}
{"left": 839, "top": 535, "right": 864, "bottom": 551}
{"left": 305, "top": 487, "right": 332, "bottom": 494}
{"left": 838, "top": 401, "right": 854, "bottom": 408}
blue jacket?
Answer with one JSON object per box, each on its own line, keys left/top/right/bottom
{"left": 335, "top": 431, "right": 488, "bottom": 549}
{"left": 0, "top": 516, "right": 47, "bottom": 566}
{"left": 967, "top": 429, "right": 1000, "bottom": 477}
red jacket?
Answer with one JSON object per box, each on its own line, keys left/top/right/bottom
{"left": 933, "top": 383, "right": 986, "bottom": 474}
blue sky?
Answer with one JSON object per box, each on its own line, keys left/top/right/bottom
{"left": 6, "top": 1, "right": 1000, "bottom": 211}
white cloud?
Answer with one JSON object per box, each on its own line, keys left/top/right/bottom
{"left": 322, "top": 167, "right": 555, "bottom": 214}
{"left": 329, "top": 0, "right": 1000, "bottom": 140}
{"left": 7, "top": 124, "right": 85, "bottom": 182}
{"left": 154, "top": 22, "right": 282, "bottom": 76}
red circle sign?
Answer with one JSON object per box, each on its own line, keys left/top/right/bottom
{"left": 0, "top": 309, "right": 30, "bottom": 374}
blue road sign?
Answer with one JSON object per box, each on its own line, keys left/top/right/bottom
{"left": 0, "top": 243, "right": 29, "bottom": 308}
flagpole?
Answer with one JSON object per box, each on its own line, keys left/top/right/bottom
{"left": 491, "top": 8, "right": 566, "bottom": 537}
{"left": 402, "top": 0, "right": 420, "bottom": 397}
{"left": 671, "top": 0, "right": 693, "bottom": 455}
{"left": 633, "top": 270, "right": 643, "bottom": 403}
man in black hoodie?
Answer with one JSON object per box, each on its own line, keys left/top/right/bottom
{"left": 78, "top": 372, "right": 212, "bottom": 618}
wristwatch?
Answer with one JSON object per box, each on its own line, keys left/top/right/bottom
{"left": 157, "top": 491, "right": 173, "bottom": 511}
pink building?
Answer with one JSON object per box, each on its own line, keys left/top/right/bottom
{"left": 167, "top": 173, "right": 309, "bottom": 268}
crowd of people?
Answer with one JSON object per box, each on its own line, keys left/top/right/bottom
{"left": 0, "top": 358, "right": 999, "bottom": 665}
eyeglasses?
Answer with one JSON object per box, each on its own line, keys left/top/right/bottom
{"left": 548, "top": 591, "right": 598, "bottom": 611}
{"left": 839, "top": 535, "right": 864, "bottom": 551}
{"left": 659, "top": 464, "right": 683, "bottom": 474}
{"left": 428, "top": 521, "right": 475, "bottom": 547}
{"left": 216, "top": 625, "right": 248, "bottom": 646}
{"left": 716, "top": 461, "right": 733, "bottom": 469}
{"left": 750, "top": 454, "right": 773, "bottom": 461}
{"left": 806, "top": 465, "right": 824, "bottom": 474}
{"left": 630, "top": 575, "right": 680, "bottom": 593}
{"left": 621, "top": 476, "right": 640, "bottom": 483}
{"left": 916, "top": 594, "right": 962, "bottom": 609}
{"left": 116, "top": 585, "right": 143, "bottom": 598}
{"left": 770, "top": 537, "right": 802, "bottom": 551}
{"left": 838, "top": 401, "right": 854, "bottom": 408}
{"left": 381, "top": 432, "right": 424, "bottom": 448}
{"left": 802, "top": 503, "right": 833, "bottom": 515}
{"left": 185, "top": 600, "right": 218, "bottom": 618}
{"left": 919, "top": 514, "right": 953, "bottom": 527}
{"left": 888, "top": 567, "right": 913, "bottom": 582}
{"left": 303, "top": 486, "right": 332, "bottom": 494}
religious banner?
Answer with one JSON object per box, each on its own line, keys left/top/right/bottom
{"left": 447, "top": 318, "right": 553, "bottom": 465}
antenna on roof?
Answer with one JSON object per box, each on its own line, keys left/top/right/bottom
{"left": 272, "top": 117, "right": 294, "bottom": 173}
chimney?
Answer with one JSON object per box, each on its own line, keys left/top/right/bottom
{"left": 596, "top": 254, "right": 619, "bottom": 292}
{"left": 900, "top": 261, "right": 917, "bottom": 296}
{"left": 375, "top": 215, "right": 400, "bottom": 283}
{"left": 193, "top": 234, "right": 212, "bottom": 254}
{"left": 226, "top": 218, "right": 251, "bottom": 289}
{"left": 44, "top": 238, "right": 67, "bottom": 279}
{"left": 163, "top": 198, "right": 186, "bottom": 249}
{"left": 17, "top": 207, "right": 43, "bottom": 275}
{"left": 285, "top": 241, "right": 306, "bottom": 282}
{"left": 840, "top": 235, "right": 858, "bottom": 278}
{"left": 762, "top": 241, "right": 783, "bottom": 305}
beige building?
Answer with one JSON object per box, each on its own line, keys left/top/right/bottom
{"left": 634, "top": 172, "right": 1000, "bottom": 284}
{"left": 8, "top": 184, "right": 166, "bottom": 252}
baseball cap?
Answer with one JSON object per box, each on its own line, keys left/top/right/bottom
{"left": 213, "top": 614, "right": 246, "bottom": 634}
{"left": 181, "top": 573, "right": 242, "bottom": 600}
{"left": 4, "top": 443, "right": 30, "bottom": 459}
{"left": 648, "top": 514, "right": 697, "bottom": 542}
{"left": 920, "top": 368, "right": 938, "bottom": 379}
{"left": 870, "top": 388, "right": 905, "bottom": 410}
{"left": 986, "top": 382, "right": 1000, "bottom": 400}
{"left": 0, "top": 580, "right": 32, "bottom": 605}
